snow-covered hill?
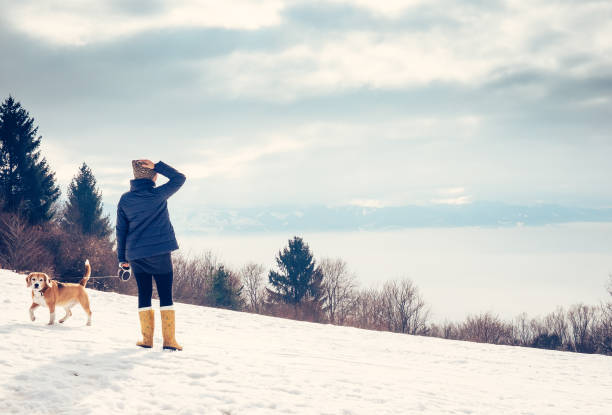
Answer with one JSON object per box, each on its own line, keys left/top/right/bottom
{"left": 1, "top": 269, "right": 611, "bottom": 415}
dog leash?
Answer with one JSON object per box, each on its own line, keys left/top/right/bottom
{"left": 59, "top": 275, "right": 121, "bottom": 282}
{"left": 60, "top": 266, "right": 132, "bottom": 282}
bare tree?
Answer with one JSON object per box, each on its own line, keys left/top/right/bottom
{"left": 442, "top": 321, "right": 458, "bottom": 339}
{"left": 172, "top": 251, "right": 218, "bottom": 305}
{"left": 595, "top": 301, "right": 612, "bottom": 355}
{"left": 513, "top": 312, "right": 533, "bottom": 346}
{"left": 543, "top": 307, "right": 569, "bottom": 348}
{"left": 380, "top": 279, "right": 429, "bottom": 335}
{"left": 422, "top": 279, "right": 612, "bottom": 355}
{"left": 600, "top": 314, "right": 612, "bottom": 352}
{"left": 429, "top": 320, "right": 457, "bottom": 340}
{"left": 604, "top": 277, "right": 612, "bottom": 351}
{"left": 528, "top": 316, "right": 548, "bottom": 340}
{"left": 240, "top": 262, "right": 266, "bottom": 313}
{"left": 593, "top": 280, "right": 612, "bottom": 354}
{"left": 567, "top": 303, "right": 597, "bottom": 353}
{"left": 319, "top": 257, "right": 357, "bottom": 324}
{"left": 459, "top": 312, "right": 513, "bottom": 344}
{"left": 349, "top": 288, "right": 382, "bottom": 330}
{"left": 0, "top": 212, "right": 52, "bottom": 272}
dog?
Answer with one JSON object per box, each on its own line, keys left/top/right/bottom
{"left": 26, "top": 259, "right": 92, "bottom": 326}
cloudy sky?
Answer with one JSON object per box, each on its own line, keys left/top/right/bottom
{"left": 1, "top": 0, "right": 611, "bottom": 227}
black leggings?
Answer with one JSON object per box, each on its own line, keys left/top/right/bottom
{"left": 135, "top": 272, "right": 174, "bottom": 308}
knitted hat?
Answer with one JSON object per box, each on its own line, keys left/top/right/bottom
{"left": 132, "top": 160, "right": 156, "bottom": 180}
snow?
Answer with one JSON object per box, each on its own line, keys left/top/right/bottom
{"left": 1, "top": 269, "right": 611, "bottom": 415}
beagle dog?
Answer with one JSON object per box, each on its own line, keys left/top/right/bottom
{"left": 26, "top": 260, "right": 92, "bottom": 326}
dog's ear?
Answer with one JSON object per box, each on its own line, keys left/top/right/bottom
{"left": 44, "top": 274, "right": 52, "bottom": 287}
{"left": 26, "top": 274, "right": 33, "bottom": 288}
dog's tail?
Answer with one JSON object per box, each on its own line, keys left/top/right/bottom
{"left": 79, "top": 259, "right": 91, "bottom": 287}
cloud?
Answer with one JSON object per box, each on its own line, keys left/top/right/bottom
{"left": 325, "top": 0, "right": 429, "bottom": 18}
{"left": 3, "top": 0, "right": 284, "bottom": 45}
{"left": 181, "top": 136, "right": 311, "bottom": 180}
{"left": 285, "top": 0, "right": 452, "bottom": 31}
{"left": 431, "top": 187, "right": 471, "bottom": 205}
{"left": 349, "top": 199, "right": 385, "bottom": 208}
{"left": 201, "top": 32, "right": 495, "bottom": 101}
{"left": 110, "top": 0, "right": 165, "bottom": 16}
{"left": 2, "top": 0, "right": 612, "bottom": 213}
{"left": 576, "top": 96, "right": 610, "bottom": 108}
{"left": 432, "top": 196, "right": 472, "bottom": 205}
{"left": 262, "top": 117, "right": 483, "bottom": 144}
{"left": 198, "top": 1, "right": 612, "bottom": 101}
{"left": 3, "top": 0, "right": 611, "bottom": 104}
{"left": 40, "top": 139, "right": 131, "bottom": 200}
{"left": 439, "top": 187, "right": 466, "bottom": 196}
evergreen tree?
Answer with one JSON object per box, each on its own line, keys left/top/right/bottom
{"left": 302, "top": 265, "right": 326, "bottom": 321}
{"left": 0, "top": 96, "right": 60, "bottom": 223}
{"left": 211, "top": 265, "right": 243, "bottom": 310}
{"left": 62, "top": 162, "right": 112, "bottom": 238}
{"left": 267, "top": 236, "right": 325, "bottom": 316}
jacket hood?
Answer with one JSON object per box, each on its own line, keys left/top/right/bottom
{"left": 130, "top": 178, "right": 155, "bottom": 192}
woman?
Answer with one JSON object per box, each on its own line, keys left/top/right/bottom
{"left": 116, "top": 159, "right": 186, "bottom": 350}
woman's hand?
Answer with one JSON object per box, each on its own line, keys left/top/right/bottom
{"left": 120, "top": 262, "right": 130, "bottom": 268}
{"left": 138, "top": 159, "right": 155, "bottom": 169}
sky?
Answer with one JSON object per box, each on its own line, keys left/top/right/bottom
{"left": 1, "top": 0, "right": 611, "bottom": 228}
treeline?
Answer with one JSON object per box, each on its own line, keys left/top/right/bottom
{"left": 0, "top": 96, "right": 117, "bottom": 287}
{"left": 168, "top": 238, "right": 429, "bottom": 337}
{"left": 430, "top": 302, "right": 612, "bottom": 355}
{"left": 165, "top": 242, "right": 611, "bottom": 356}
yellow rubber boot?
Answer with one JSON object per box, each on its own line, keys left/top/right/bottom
{"left": 160, "top": 308, "right": 182, "bottom": 351}
{"left": 137, "top": 308, "right": 154, "bottom": 348}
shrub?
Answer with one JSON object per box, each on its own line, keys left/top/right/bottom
{"left": 531, "top": 333, "right": 562, "bottom": 350}
{"left": 458, "top": 312, "right": 513, "bottom": 345}
{"left": 172, "top": 252, "right": 218, "bottom": 306}
{"left": 0, "top": 212, "right": 54, "bottom": 274}
{"left": 211, "top": 265, "right": 243, "bottom": 310}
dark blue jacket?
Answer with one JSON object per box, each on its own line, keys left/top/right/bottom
{"left": 116, "top": 161, "right": 186, "bottom": 263}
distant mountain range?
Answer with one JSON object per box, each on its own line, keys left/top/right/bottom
{"left": 134, "top": 202, "right": 612, "bottom": 234}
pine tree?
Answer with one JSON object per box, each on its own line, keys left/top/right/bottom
{"left": 62, "top": 162, "right": 112, "bottom": 238}
{"left": 267, "top": 236, "right": 325, "bottom": 317}
{"left": 302, "top": 265, "right": 326, "bottom": 321}
{"left": 211, "top": 265, "right": 243, "bottom": 310}
{"left": 0, "top": 96, "right": 60, "bottom": 223}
